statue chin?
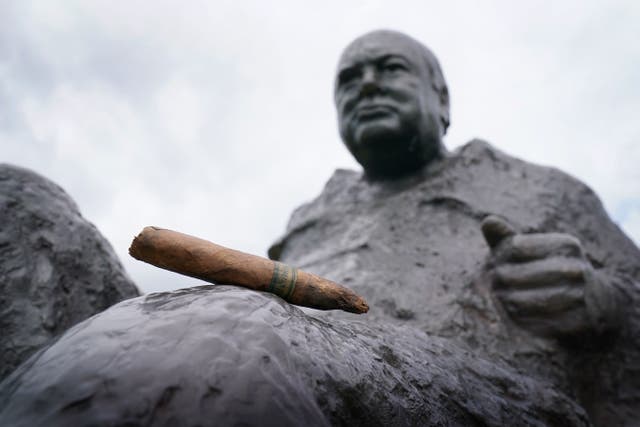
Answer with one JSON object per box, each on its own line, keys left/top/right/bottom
{"left": 352, "top": 117, "right": 403, "bottom": 148}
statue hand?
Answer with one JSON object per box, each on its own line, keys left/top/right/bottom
{"left": 481, "top": 215, "right": 618, "bottom": 340}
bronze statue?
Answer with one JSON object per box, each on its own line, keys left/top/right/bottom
{"left": 334, "top": 30, "right": 618, "bottom": 340}
{"left": 271, "top": 30, "right": 639, "bottom": 424}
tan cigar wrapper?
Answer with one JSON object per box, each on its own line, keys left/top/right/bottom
{"left": 129, "top": 226, "right": 368, "bottom": 314}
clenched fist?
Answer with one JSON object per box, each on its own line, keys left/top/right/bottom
{"left": 481, "top": 215, "right": 619, "bottom": 340}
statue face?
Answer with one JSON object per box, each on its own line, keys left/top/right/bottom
{"left": 335, "top": 31, "right": 445, "bottom": 178}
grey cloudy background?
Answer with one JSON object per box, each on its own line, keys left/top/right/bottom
{"left": 2, "top": 1, "right": 639, "bottom": 293}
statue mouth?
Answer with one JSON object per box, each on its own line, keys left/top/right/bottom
{"left": 354, "top": 104, "right": 396, "bottom": 121}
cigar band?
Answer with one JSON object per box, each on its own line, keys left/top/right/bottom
{"left": 267, "top": 261, "right": 298, "bottom": 300}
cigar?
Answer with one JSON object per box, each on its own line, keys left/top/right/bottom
{"left": 129, "top": 226, "right": 369, "bottom": 314}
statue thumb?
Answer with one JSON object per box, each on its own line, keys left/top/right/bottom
{"left": 481, "top": 215, "right": 516, "bottom": 248}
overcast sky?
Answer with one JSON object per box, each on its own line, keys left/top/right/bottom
{"left": 2, "top": 1, "right": 639, "bottom": 293}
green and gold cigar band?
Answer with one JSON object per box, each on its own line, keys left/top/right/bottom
{"left": 267, "top": 261, "right": 298, "bottom": 300}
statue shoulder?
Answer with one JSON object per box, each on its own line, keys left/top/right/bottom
{"left": 453, "top": 139, "right": 640, "bottom": 273}
{"left": 454, "top": 138, "right": 589, "bottom": 187}
{"left": 293, "top": 168, "right": 360, "bottom": 224}
{"left": 268, "top": 168, "right": 361, "bottom": 260}
{"left": 451, "top": 138, "right": 601, "bottom": 202}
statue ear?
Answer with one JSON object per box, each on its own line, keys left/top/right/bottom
{"left": 438, "top": 85, "right": 450, "bottom": 135}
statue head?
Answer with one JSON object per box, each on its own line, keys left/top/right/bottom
{"left": 334, "top": 30, "right": 450, "bottom": 179}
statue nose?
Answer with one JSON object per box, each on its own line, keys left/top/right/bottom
{"left": 360, "top": 68, "right": 379, "bottom": 96}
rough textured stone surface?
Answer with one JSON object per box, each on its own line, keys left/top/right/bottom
{"left": 0, "top": 286, "right": 590, "bottom": 427}
{"left": 0, "top": 164, "right": 140, "bottom": 381}
{"left": 270, "top": 140, "right": 640, "bottom": 426}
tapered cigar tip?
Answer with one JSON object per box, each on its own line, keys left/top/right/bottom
{"left": 355, "top": 298, "right": 369, "bottom": 314}
{"left": 344, "top": 296, "right": 369, "bottom": 314}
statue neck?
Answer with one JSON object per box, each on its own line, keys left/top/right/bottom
{"left": 363, "top": 141, "right": 447, "bottom": 183}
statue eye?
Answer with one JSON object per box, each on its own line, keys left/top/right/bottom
{"left": 338, "top": 68, "right": 360, "bottom": 87}
{"left": 383, "top": 62, "right": 408, "bottom": 72}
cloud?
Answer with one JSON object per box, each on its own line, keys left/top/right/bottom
{"left": 1, "top": 1, "right": 639, "bottom": 293}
